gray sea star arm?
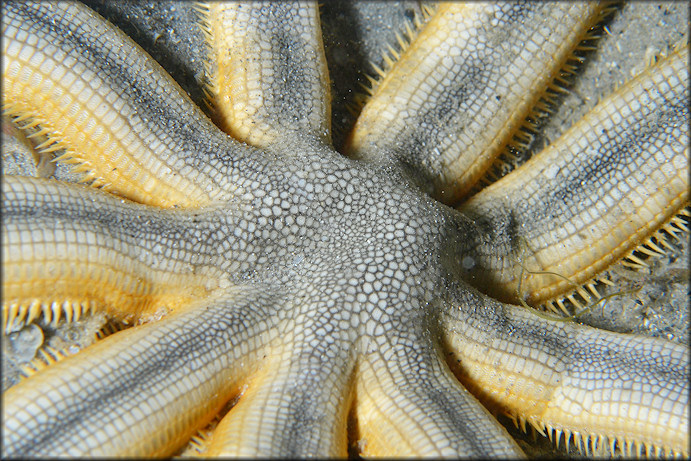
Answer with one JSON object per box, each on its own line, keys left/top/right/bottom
{"left": 345, "top": 2, "right": 604, "bottom": 204}
{"left": 198, "top": 1, "right": 332, "bottom": 147}
{"left": 456, "top": 45, "right": 689, "bottom": 305}
{"left": 2, "top": 175, "right": 234, "bottom": 331}
{"left": 439, "top": 283, "right": 690, "bottom": 456}
{"left": 2, "top": 1, "right": 257, "bottom": 208}
{"left": 2, "top": 285, "right": 282, "bottom": 457}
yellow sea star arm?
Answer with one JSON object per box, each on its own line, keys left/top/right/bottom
{"left": 345, "top": 2, "right": 603, "bottom": 204}
{"left": 2, "top": 1, "right": 245, "bottom": 208}
{"left": 2, "top": 286, "right": 281, "bottom": 457}
{"left": 2, "top": 176, "right": 232, "bottom": 332}
{"left": 353, "top": 334, "right": 524, "bottom": 457}
{"left": 440, "top": 286, "right": 689, "bottom": 457}
{"left": 200, "top": 330, "right": 355, "bottom": 457}
{"left": 198, "top": 1, "right": 332, "bottom": 148}
{"left": 457, "top": 44, "right": 689, "bottom": 304}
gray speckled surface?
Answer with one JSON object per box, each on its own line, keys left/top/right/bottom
{"left": 2, "top": 2, "right": 688, "bottom": 458}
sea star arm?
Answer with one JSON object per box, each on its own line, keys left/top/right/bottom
{"left": 2, "top": 175, "right": 234, "bottom": 332}
{"left": 197, "top": 1, "right": 332, "bottom": 148}
{"left": 2, "top": 285, "right": 282, "bottom": 457}
{"left": 354, "top": 328, "right": 524, "bottom": 457}
{"left": 439, "top": 283, "right": 690, "bottom": 456}
{"left": 456, "top": 44, "right": 689, "bottom": 305}
{"left": 197, "top": 323, "right": 355, "bottom": 457}
{"left": 345, "top": 2, "right": 604, "bottom": 204}
{"left": 2, "top": 1, "right": 254, "bottom": 208}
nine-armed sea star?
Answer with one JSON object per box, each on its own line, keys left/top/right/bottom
{"left": 2, "top": 1, "right": 688, "bottom": 458}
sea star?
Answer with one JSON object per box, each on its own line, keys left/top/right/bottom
{"left": 1, "top": 1, "right": 689, "bottom": 458}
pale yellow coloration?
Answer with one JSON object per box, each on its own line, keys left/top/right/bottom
{"left": 354, "top": 349, "right": 523, "bottom": 457}
{"left": 1, "top": 2, "right": 230, "bottom": 208}
{"left": 201, "top": 345, "right": 353, "bottom": 457}
{"left": 346, "top": 2, "right": 603, "bottom": 204}
{"left": 200, "top": 364, "right": 282, "bottom": 457}
{"left": 19, "top": 346, "right": 70, "bottom": 379}
{"left": 3, "top": 288, "right": 278, "bottom": 456}
{"left": 1, "top": 1, "right": 688, "bottom": 458}
{"left": 1, "top": 115, "right": 56, "bottom": 177}
{"left": 198, "top": 1, "right": 331, "bottom": 148}
{"left": 443, "top": 301, "right": 689, "bottom": 457}
{"left": 2, "top": 177, "right": 227, "bottom": 333}
{"left": 459, "top": 45, "right": 689, "bottom": 305}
